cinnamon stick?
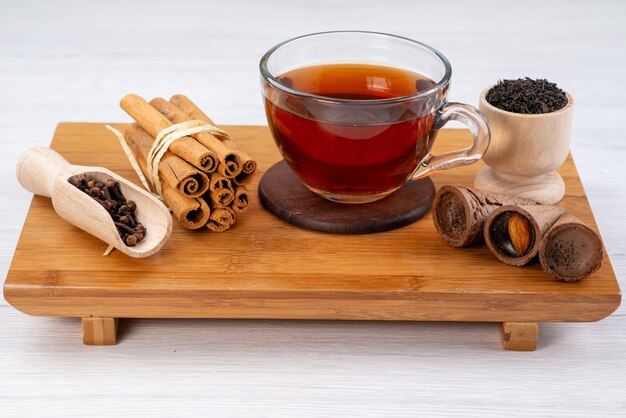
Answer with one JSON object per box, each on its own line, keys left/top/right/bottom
{"left": 170, "top": 94, "right": 257, "bottom": 184}
{"left": 205, "top": 173, "right": 234, "bottom": 207}
{"left": 124, "top": 124, "right": 209, "bottom": 198}
{"left": 209, "top": 173, "right": 233, "bottom": 193}
{"left": 162, "top": 183, "right": 211, "bottom": 230}
{"left": 484, "top": 204, "right": 566, "bottom": 266}
{"left": 149, "top": 98, "right": 243, "bottom": 179}
{"left": 232, "top": 185, "right": 250, "bottom": 213}
{"left": 432, "top": 185, "right": 539, "bottom": 247}
{"left": 539, "top": 214, "right": 603, "bottom": 282}
{"left": 120, "top": 94, "right": 218, "bottom": 173}
{"left": 206, "top": 205, "right": 236, "bottom": 232}
{"left": 209, "top": 189, "right": 234, "bottom": 207}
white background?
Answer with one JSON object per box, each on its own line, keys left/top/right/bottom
{"left": 1, "top": 0, "right": 625, "bottom": 416}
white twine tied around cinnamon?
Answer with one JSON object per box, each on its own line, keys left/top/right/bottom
{"left": 105, "top": 120, "right": 232, "bottom": 199}
{"left": 102, "top": 121, "right": 232, "bottom": 256}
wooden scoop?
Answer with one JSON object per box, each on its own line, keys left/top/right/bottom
{"left": 17, "top": 147, "right": 172, "bottom": 258}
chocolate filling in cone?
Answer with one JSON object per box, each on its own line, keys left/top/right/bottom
{"left": 539, "top": 214, "right": 603, "bottom": 282}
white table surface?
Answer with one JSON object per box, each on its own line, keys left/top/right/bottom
{"left": 1, "top": 0, "right": 625, "bottom": 416}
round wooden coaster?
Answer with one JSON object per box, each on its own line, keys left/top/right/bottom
{"left": 258, "top": 161, "right": 435, "bottom": 234}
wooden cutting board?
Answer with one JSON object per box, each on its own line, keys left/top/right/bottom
{"left": 4, "top": 123, "right": 621, "bottom": 350}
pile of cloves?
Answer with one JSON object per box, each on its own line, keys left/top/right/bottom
{"left": 69, "top": 174, "right": 146, "bottom": 246}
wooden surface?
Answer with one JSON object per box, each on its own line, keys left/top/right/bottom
{"left": 258, "top": 160, "right": 436, "bottom": 234}
{"left": 475, "top": 167, "right": 566, "bottom": 205}
{"left": 2, "top": 0, "right": 626, "bottom": 416}
{"left": 500, "top": 322, "right": 538, "bottom": 351}
{"left": 4, "top": 123, "right": 620, "bottom": 324}
{"left": 82, "top": 318, "right": 118, "bottom": 346}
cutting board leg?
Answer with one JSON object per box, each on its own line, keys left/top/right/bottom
{"left": 499, "top": 322, "right": 538, "bottom": 351}
{"left": 82, "top": 318, "right": 118, "bottom": 345}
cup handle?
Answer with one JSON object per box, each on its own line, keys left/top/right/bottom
{"left": 412, "top": 102, "right": 490, "bottom": 180}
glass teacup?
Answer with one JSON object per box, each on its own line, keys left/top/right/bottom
{"left": 261, "top": 31, "right": 490, "bottom": 203}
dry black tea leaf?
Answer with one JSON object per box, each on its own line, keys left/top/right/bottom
{"left": 486, "top": 78, "right": 568, "bottom": 114}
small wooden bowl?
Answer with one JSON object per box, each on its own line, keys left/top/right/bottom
{"left": 474, "top": 86, "right": 574, "bottom": 204}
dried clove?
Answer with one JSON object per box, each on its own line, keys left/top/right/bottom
{"left": 69, "top": 175, "right": 146, "bottom": 247}
{"left": 106, "top": 178, "right": 125, "bottom": 201}
{"left": 119, "top": 214, "right": 136, "bottom": 227}
{"left": 101, "top": 185, "right": 112, "bottom": 201}
{"left": 98, "top": 199, "right": 113, "bottom": 212}
{"left": 126, "top": 200, "right": 137, "bottom": 213}
{"left": 114, "top": 221, "right": 136, "bottom": 235}
{"left": 125, "top": 235, "right": 137, "bottom": 246}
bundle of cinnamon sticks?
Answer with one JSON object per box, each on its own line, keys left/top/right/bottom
{"left": 119, "top": 94, "right": 256, "bottom": 231}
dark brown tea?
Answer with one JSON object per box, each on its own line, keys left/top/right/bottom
{"left": 265, "top": 63, "right": 438, "bottom": 199}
